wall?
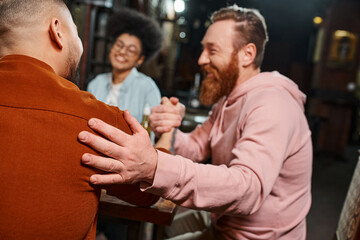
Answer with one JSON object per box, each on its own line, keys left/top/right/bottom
{"left": 308, "top": 1, "right": 360, "bottom": 156}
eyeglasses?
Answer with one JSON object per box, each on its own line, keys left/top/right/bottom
{"left": 112, "top": 40, "right": 141, "bottom": 57}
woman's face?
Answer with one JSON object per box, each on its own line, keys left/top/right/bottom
{"left": 109, "top": 33, "right": 144, "bottom": 72}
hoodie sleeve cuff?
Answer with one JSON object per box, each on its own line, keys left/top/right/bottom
{"left": 140, "top": 150, "right": 183, "bottom": 198}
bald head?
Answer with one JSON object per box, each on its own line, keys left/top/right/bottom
{"left": 0, "top": 0, "right": 83, "bottom": 81}
{"left": 0, "top": 0, "right": 67, "bottom": 41}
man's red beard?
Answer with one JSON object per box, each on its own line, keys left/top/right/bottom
{"left": 199, "top": 52, "right": 239, "bottom": 106}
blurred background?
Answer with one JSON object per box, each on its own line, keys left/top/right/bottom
{"left": 66, "top": 0, "right": 360, "bottom": 239}
{"left": 68, "top": 0, "right": 360, "bottom": 157}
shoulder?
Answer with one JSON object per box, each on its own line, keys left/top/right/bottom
{"left": 134, "top": 71, "right": 156, "bottom": 84}
{"left": 75, "top": 91, "right": 132, "bottom": 134}
{"left": 132, "top": 71, "right": 160, "bottom": 92}
{"left": 88, "top": 73, "right": 111, "bottom": 87}
{"left": 241, "top": 88, "right": 302, "bottom": 130}
{"left": 247, "top": 87, "right": 295, "bottom": 109}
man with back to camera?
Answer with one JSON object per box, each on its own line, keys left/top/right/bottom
{"left": 0, "top": 0, "right": 159, "bottom": 239}
{"left": 77, "top": 4, "right": 313, "bottom": 240}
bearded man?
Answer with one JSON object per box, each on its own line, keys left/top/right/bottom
{"left": 78, "top": 5, "right": 313, "bottom": 240}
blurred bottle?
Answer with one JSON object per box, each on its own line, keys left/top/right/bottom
{"left": 141, "top": 103, "right": 152, "bottom": 136}
{"left": 188, "top": 73, "right": 201, "bottom": 109}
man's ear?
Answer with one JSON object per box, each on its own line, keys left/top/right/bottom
{"left": 49, "top": 18, "right": 63, "bottom": 50}
{"left": 239, "top": 43, "right": 256, "bottom": 67}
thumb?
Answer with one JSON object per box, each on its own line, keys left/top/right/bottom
{"left": 169, "top": 97, "right": 179, "bottom": 106}
{"left": 124, "top": 110, "right": 144, "bottom": 134}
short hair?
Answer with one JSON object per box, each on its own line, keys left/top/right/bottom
{"left": 211, "top": 5, "right": 269, "bottom": 68}
{"left": 0, "top": 0, "right": 67, "bottom": 43}
{"left": 106, "top": 8, "right": 163, "bottom": 62}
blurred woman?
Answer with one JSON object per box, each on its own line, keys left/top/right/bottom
{"left": 87, "top": 8, "right": 162, "bottom": 123}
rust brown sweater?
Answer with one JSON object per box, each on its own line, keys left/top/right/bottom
{"left": 0, "top": 55, "right": 158, "bottom": 239}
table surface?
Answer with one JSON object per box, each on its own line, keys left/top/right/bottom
{"left": 98, "top": 190, "right": 177, "bottom": 226}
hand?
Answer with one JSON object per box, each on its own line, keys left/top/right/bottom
{"left": 78, "top": 110, "right": 158, "bottom": 185}
{"left": 150, "top": 97, "right": 186, "bottom": 136}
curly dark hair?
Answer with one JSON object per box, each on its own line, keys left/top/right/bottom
{"left": 107, "top": 8, "right": 163, "bottom": 62}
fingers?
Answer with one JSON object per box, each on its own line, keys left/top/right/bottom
{"left": 162, "top": 97, "right": 185, "bottom": 118}
{"left": 169, "top": 97, "right": 179, "bottom": 105}
{"left": 180, "top": 108, "right": 186, "bottom": 118}
{"left": 150, "top": 110, "right": 182, "bottom": 129}
{"left": 151, "top": 104, "right": 179, "bottom": 115}
{"left": 78, "top": 130, "right": 126, "bottom": 159}
{"left": 161, "top": 97, "right": 173, "bottom": 106}
{"left": 123, "top": 110, "right": 144, "bottom": 134}
{"left": 89, "top": 173, "right": 125, "bottom": 185}
{"left": 152, "top": 125, "right": 173, "bottom": 134}
{"left": 82, "top": 152, "right": 124, "bottom": 172}
{"left": 160, "top": 97, "right": 170, "bottom": 105}
{"left": 150, "top": 97, "right": 184, "bottom": 134}
{"left": 177, "top": 103, "right": 186, "bottom": 118}
{"left": 86, "top": 118, "right": 129, "bottom": 144}
{"left": 151, "top": 123, "right": 176, "bottom": 134}
{"left": 161, "top": 97, "right": 180, "bottom": 107}
{"left": 149, "top": 111, "right": 182, "bottom": 122}
{"left": 149, "top": 114, "right": 182, "bottom": 131}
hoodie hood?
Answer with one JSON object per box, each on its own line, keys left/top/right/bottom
{"left": 227, "top": 71, "right": 307, "bottom": 111}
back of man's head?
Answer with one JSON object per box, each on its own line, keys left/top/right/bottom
{"left": 211, "top": 5, "right": 269, "bottom": 68}
{"left": 0, "top": 0, "right": 65, "bottom": 47}
{"left": 0, "top": 0, "right": 83, "bottom": 80}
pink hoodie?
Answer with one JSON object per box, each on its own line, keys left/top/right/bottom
{"left": 146, "top": 71, "right": 312, "bottom": 239}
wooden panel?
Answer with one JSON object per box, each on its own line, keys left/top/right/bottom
{"left": 308, "top": 2, "right": 360, "bottom": 156}
{"left": 312, "top": 2, "right": 360, "bottom": 91}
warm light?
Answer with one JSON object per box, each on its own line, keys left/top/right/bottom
{"left": 204, "top": 20, "right": 211, "bottom": 28}
{"left": 165, "top": 0, "right": 175, "bottom": 20}
{"left": 313, "top": 16, "right": 323, "bottom": 25}
{"left": 335, "top": 30, "right": 353, "bottom": 38}
{"left": 174, "top": 0, "right": 185, "bottom": 13}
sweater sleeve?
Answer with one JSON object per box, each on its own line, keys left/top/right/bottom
{"left": 144, "top": 90, "right": 308, "bottom": 215}
{"left": 173, "top": 103, "right": 220, "bottom": 162}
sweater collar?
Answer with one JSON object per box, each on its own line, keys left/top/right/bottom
{"left": 0, "top": 54, "right": 56, "bottom": 74}
{"left": 108, "top": 67, "right": 139, "bottom": 90}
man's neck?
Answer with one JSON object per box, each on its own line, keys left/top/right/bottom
{"left": 235, "top": 67, "right": 260, "bottom": 87}
{"left": 1, "top": 41, "right": 62, "bottom": 73}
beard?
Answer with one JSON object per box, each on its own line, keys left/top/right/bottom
{"left": 64, "top": 60, "right": 80, "bottom": 86}
{"left": 199, "top": 52, "right": 239, "bottom": 106}
{"left": 64, "top": 45, "right": 81, "bottom": 86}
